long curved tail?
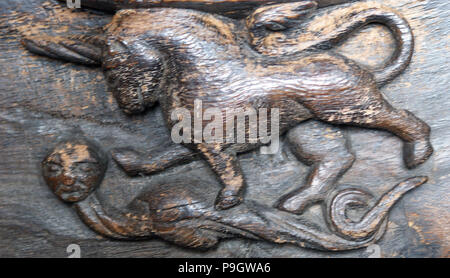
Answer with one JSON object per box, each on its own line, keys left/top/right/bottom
{"left": 325, "top": 176, "right": 427, "bottom": 242}
{"left": 310, "top": 4, "right": 414, "bottom": 87}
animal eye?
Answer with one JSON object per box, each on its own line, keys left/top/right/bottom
{"left": 264, "top": 21, "right": 288, "bottom": 31}
{"left": 77, "top": 163, "right": 95, "bottom": 172}
{"left": 46, "top": 163, "right": 61, "bottom": 174}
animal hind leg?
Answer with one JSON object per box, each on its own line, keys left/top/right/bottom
{"left": 328, "top": 104, "right": 432, "bottom": 169}
{"left": 276, "top": 121, "right": 355, "bottom": 214}
{"left": 304, "top": 88, "right": 432, "bottom": 169}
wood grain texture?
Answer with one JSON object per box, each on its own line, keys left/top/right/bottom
{"left": 0, "top": 0, "right": 448, "bottom": 257}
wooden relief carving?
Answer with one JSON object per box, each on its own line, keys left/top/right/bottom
{"left": 21, "top": 0, "right": 435, "bottom": 251}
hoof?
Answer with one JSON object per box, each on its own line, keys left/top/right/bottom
{"left": 214, "top": 190, "right": 243, "bottom": 210}
{"left": 403, "top": 139, "right": 433, "bottom": 169}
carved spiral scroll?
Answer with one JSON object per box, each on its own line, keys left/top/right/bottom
{"left": 326, "top": 176, "right": 428, "bottom": 241}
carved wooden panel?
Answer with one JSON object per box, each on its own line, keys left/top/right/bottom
{"left": 0, "top": 0, "right": 448, "bottom": 257}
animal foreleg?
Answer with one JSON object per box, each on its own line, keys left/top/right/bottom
{"left": 111, "top": 144, "right": 198, "bottom": 176}
{"left": 196, "top": 144, "right": 246, "bottom": 210}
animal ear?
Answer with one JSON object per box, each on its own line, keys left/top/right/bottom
{"left": 248, "top": 1, "right": 317, "bottom": 31}
{"left": 21, "top": 34, "right": 103, "bottom": 65}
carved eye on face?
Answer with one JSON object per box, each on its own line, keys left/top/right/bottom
{"left": 75, "top": 162, "right": 96, "bottom": 173}
{"left": 45, "top": 162, "right": 62, "bottom": 176}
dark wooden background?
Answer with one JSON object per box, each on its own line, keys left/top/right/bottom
{"left": 0, "top": 0, "right": 448, "bottom": 257}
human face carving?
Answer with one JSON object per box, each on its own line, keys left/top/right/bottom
{"left": 43, "top": 142, "right": 105, "bottom": 202}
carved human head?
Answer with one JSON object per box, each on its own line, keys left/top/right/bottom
{"left": 42, "top": 138, "right": 108, "bottom": 202}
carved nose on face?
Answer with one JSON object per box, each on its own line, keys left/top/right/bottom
{"left": 63, "top": 173, "right": 76, "bottom": 186}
